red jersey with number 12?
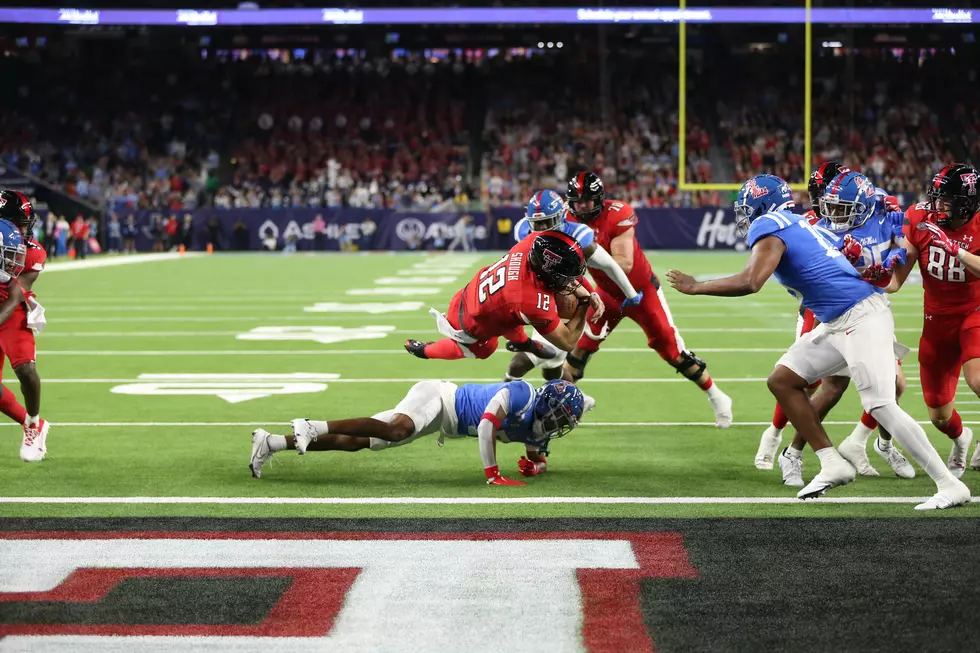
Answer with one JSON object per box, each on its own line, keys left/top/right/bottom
{"left": 566, "top": 199, "right": 653, "bottom": 299}
{"left": 904, "top": 204, "right": 980, "bottom": 316}
{"left": 458, "top": 235, "right": 562, "bottom": 339}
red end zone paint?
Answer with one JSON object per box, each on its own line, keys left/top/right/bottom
{"left": 0, "top": 531, "right": 697, "bottom": 651}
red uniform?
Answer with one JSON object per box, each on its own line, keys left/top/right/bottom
{"left": 442, "top": 235, "right": 562, "bottom": 359}
{"left": 0, "top": 239, "right": 45, "bottom": 370}
{"left": 566, "top": 199, "right": 684, "bottom": 361}
{"left": 905, "top": 204, "right": 980, "bottom": 407}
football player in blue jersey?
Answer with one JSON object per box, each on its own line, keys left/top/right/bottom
{"left": 249, "top": 379, "right": 585, "bottom": 486}
{"left": 505, "top": 189, "right": 642, "bottom": 384}
{"left": 765, "top": 171, "right": 916, "bottom": 485}
{"left": 667, "top": 173, "right": 970, "bottom": 509}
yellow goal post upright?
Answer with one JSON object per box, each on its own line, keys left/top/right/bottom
{"left": 677, "top": 0, "right": 812, "bottom": 193}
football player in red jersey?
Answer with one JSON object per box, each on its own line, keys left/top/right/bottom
{"left": 405, "top": 233, "right": 601, "bottom": 362}
{"left": 0, "top": 191, "right": 48, "bottom": 462}
{"left": 561, "top": 171, "right": 733, "bottom": 428}
{"left": 887, "top": 163, "right": 980, "bottom": 476}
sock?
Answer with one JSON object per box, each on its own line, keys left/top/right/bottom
{"left": 876, "top": 435, "right": 892, "bottom": 451}
{"left": 26, "top": 414, "right": 39, "bottom": 428}
{"left": 850, "top": 421, "right": 874, "bottom": 446}
{"left": 423, "top": 338, "right": 465, "bottom": 360}
{"left": 860, "top": 411, "right": 878, "bottom": 430}
{"left": 872, "top": 403, "right": 954, "bottom": 486}
{"left": 268, "top": 435, "right": 287, "bottom": 452}
{"left": 814, "top": 446, "right": 844, "bottom": 469}
{"left": 310, "top": 420, "right": 329, "bottom": 436}
{"left": 699, "top": 377, "right": 714, "bottom": 391}
{"left": 939, "top": 410, "right": 963, "bottom": 440}
{"left": 0, "top": 387, "right": 27, "bottom": 426}
{"left": 772, "top": 404, "right": 790, "bottom": 430}
{"left": 786, "top": 444, "right": 804, "bottom": 458}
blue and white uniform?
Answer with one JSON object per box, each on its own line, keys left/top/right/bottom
{"left": 367, "top": 380, "right": 545, "bottom": 450}
{"left": 740, "top": 176, "right": 899, "bottom": 411}
{"left": 514, "top": 216, "right": 595, "bottom": 250}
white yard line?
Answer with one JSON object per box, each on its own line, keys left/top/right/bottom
{"left": 33, "top": 347, "right": 916, "bottom": 355}
{"left": 0, "top": 420, "right": 952, "bottom": 427}
{"left": 43, "top": 252, "right": 203, "bottom": 272}
{"left": 0, "top": 496, "right": 969, "bottom": 505}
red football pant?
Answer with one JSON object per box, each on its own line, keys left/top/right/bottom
{"left": 0, "top": 313, "right": 36, "bottom": 371}
{"left": 576, "top": 281, "right": 683, "bottom": 362}
{"left": 918, "top": 311, "right": 980, "bottom": 407}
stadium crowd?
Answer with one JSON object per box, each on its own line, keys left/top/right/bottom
{"left": 0, "top": 43, "right": 975, "bottom": 221}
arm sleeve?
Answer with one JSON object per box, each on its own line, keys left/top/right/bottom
{"left": 478, "top": 387, "right": 510, "bottom": 470}
{"left": 587, "top": 244, "right": 638, "bottom": 298}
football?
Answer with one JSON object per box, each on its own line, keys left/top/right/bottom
{"left": 555, "top": 292, "right": 579, "bottom": 320}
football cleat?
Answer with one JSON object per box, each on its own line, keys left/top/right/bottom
{"left": 947, "top": 427, "right": 973, "bottom": 479}
{"left": 708, "top": 390, "right": 733, "bottom": 429}
{"left": 291, "top": 418, "right": 318, "bottom": 455}
{"left": 754, "top": 425, "right": 782, "bottom": 470}
{"left": 249, "top": 428, "right": 274, "bottom": 479}
{"left": 19, "top": 419, "right": 48, "bottom": 463}
{"left": 777, "top": 448, "right": 804, "bottom": 488}
{"left": 970, "top": 439, "right": 980, "bottom": 471}
{"left": 797, "top": 455, "right": 855, "bottom": 500}
{"left": 838, "top": 436, "right": 880, "bottom": 477}
{"left": 873, "top": 437, "right": 915, "bottom": 479}
{"left": 914, "top": 479, "right": 971, "bottom": 511}
{"left": 404, "top": 340, "right": 430, "bottom": 359}
{"left": 506, "top": 338, "right": 557, "bottom": 360}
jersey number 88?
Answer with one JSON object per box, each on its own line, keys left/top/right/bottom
{"left": 926, "top": 245, "right": 967, "bottom": 282}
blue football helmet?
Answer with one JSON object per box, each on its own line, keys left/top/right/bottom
{"left": 531, "top": 380, "right": 585, "bottom": 442}
{"left": 819, "top": 171, "right": 877, "bottom": 232}
{"left": 525, "top": 189, "right": 566, "bottom": 232}
{"left": 734, "top": 174, "right": 795, "bottom": 238}
{"left": 0, "top": 218, "right": 25, "bottom": 284}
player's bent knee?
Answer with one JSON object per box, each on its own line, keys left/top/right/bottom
{"left": 387, "top": 415, "right": 417, "bottom": 441}
{"left": 767, "top": 366, "right": 807, "bottom": 394}
{"left": 13, "top": 363, "right": 37, "bottom": 381}
{"left": 670, "top": 351, "right": 706, "bottom": 381}
{"left": 965, "top": 375, "right": 980, "bottom": 398}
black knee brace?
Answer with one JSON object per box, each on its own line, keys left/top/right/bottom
{"left": 672, "top": 350, "right": 707, "bottom": 381}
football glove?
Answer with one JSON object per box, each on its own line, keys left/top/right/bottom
{"left": 839, "top": 234, "right": 863, "bottom": 265}
{"left": 620, "top": 291, "right": 644, "bottom": 311}
{"left": 861, "top": 263, "right": 893, "bottom": 288}
{"left": 485, "top": 465, "right": 526, "bottom": 486}
{"left": 918, "top": 221, "right": 960, "bottom": 257}
{"left": 518, "top": 456, "right": 547, "bottom": 477}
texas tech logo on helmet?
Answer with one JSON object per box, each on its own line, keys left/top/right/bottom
{"left": 541, "top": 248, "right": 563, "bottom": 271}
{"left": 962, "top": 172, "right": 978, "bottom": 196}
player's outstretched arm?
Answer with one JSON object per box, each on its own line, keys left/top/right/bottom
{"left": 541, "top": 300, "right": 590, "bottom": 352}
{"left": 667, "top": 235, "right": 786, "bottom": 297}
{"left": 479, "top": 389, "right": 525, "bottom": 486}
{"left": 586, "top": 243, "right": 640, "bottom": 301}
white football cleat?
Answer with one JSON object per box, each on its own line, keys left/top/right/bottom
{"left": 947, "top": 427, "right": 973, "bottom": 479}
{"left": 797, "top": 455, "right": 856, "bottom": 500}
{"left": 873, "top": 437, "right": 915, "bottom": 479}
{"left": 754, "top": 425, "right": 782, "bottom": 470}
{"left": 708, "top": 390, "right": 733, "bottom": 429}
{"left": 291, "top": 418, "right": 318, "bottom": 455}
{"left": 19, "top": 419, "right": 48, "bottom": 463}
{"left": 838, "top": 435, "right": 880, "bottom": 477}
{"left": 914, "top": 479, "right": 971, "bottom": 511}
{"left": 582, "top": 394, "right": 596, "bottom": 414}
{"left": 971, "top": 439, "right": 980, "bottom": 471}
{"left": 250, "top": 428, "right": 275, "bottom": 478}
{"left": 777, "top": 448, "right": 804, "bottom": 488}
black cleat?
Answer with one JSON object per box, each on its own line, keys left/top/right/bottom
{"left": 404, "top": 339, "right": 430, "bottom": 359}
{"left": 506, "top": 339, "right": 558, "bottom": 360}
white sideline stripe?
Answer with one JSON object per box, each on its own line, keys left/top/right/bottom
{"left": 0, "top": 496, "right": 970, "bottom": 505}
{"left": 0, "top": 420, "right": 954, "bottom": 428}
{"left": 32, "top": 347, "right": 917, "bottom": 355}
{"left": 43, "top": 253, "right": 202, "bottom": 272}
{"left": 32, "top": 377, "right": 922, "bottom": 384}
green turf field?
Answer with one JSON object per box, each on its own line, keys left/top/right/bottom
{"left": 2, "top": 250, "right": 977, "bottom": 519}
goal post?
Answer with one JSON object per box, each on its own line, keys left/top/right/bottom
{"left": 677, "top": 0, "right": 812, "bottom": 192}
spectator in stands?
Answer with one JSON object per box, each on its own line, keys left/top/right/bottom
{"left": 122, "top": 215, "right": 138, "bottom": 254}
{"left": 70, "top": 214, "right": 89, "bottom": 259}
